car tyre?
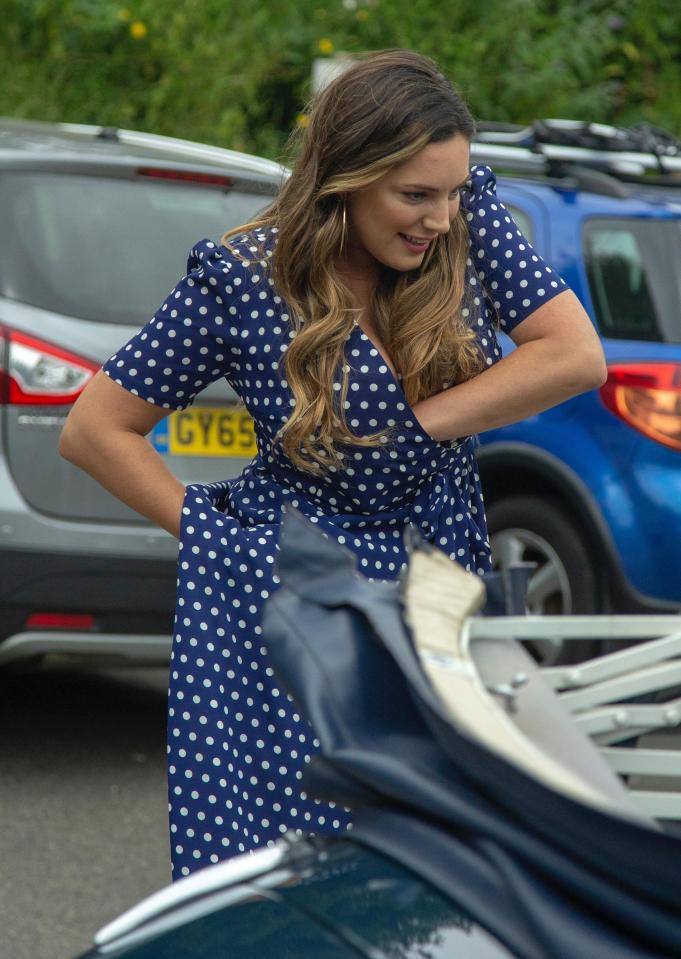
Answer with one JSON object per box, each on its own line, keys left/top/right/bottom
{"left": 486, "top": 495, "right": 601, "bottom": 664}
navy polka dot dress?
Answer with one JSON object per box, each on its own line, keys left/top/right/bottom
{"left": 104, "top": 165, "right": 566, "bottom": 879}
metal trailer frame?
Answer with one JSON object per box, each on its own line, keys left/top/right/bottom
{"left": 465, "top": 615, "right": 681, "bottom": 821}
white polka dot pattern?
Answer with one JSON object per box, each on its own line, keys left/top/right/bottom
{"left": 462, "top": 166, "right": 566, "bottom": 342}
{"left": 102, "top": 165, "right": 567, "bottom": 880}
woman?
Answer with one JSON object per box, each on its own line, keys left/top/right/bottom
{"left": 60, "top": 50, "right": 606, "bottom": 879}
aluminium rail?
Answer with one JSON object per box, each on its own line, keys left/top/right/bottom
{"left": 465, "top": 614, "right": 681, "bottom": 821}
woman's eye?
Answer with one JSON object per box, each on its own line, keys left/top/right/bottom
{"left": 404, "top": 190, "right": 461, "bottom": 202}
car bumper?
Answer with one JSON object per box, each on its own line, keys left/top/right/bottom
{"left": 0, "top": 546, "right": 175, "bottom": 663}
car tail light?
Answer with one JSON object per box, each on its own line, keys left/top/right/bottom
{"left": 25, "top": 612, "right": 96, "bottom": 630}
{"left": 0, "top": 326, "right": 99, "bottom": 405}
{"left": 137, "top": 167, "right": 234, "bottom": 188}
{"left": 600, "top": 362, "right": 681, "bottom": 451}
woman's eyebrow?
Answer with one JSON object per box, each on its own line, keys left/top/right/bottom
{"left": 399, "top": 177, "right": 469, "bottom": 192}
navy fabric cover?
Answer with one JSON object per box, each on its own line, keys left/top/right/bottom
{"left": 262, "top": 509, "right": 681, "bottom": 959}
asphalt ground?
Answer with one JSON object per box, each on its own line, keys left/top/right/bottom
{"left": 0, "top": 660, "right": 171, "bottom": 959}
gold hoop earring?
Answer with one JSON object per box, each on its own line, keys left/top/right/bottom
{"left": 339, "top": 200, "right": 347, "bottom": 256}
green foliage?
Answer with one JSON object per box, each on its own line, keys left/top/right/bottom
{"left": 1, "top": 0, "right": 680, "bottom": 160}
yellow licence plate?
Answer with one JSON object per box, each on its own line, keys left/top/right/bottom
{"left": 162, "top": 407, "right": 257, "bottom": 458}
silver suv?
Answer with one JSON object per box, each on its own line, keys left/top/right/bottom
{"left": 0, "top": 118, "right": 284, "bottom": 665}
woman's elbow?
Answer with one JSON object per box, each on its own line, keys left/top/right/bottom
{"left": 58, "top": 416, "right": 81, "bottom": 464}
{"left": 582, "top": 342, "right": 608, "bottom": 391}
{"left": 564, "top": 336, "right": 607, "bottom": 393}
{"left": 58, "top": 412, "right": 96, "bottom": 467}
{"left": 559, "top": 353, "right": 606, "bottom": 398}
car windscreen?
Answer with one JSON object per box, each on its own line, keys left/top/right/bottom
{"left": 0, "top": 171, "right": 275, "bottom": 325}
{"left": 583, "top": 216, "right": 681, "bottom": 343}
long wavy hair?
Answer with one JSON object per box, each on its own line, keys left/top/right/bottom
{"left": 222, "top": 49, "right": 484, "bottom": 473}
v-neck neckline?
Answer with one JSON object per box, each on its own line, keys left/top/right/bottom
{"left": 351, "top": 322, "right": 401, "bottom": 387}
{"left": 350, "top": 323, "right": 450, "bottom": 448}
{"left": 352, "top": 321, "right": 400, "bottom": 383}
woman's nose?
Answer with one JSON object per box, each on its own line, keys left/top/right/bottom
{"left": 423, "top": 198, "right": 453, "bottom": 234}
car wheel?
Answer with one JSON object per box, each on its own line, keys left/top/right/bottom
{"left": 486, "top": 496, "right": 601, "bottom": 664}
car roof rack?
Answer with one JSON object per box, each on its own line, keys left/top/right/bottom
{"left": 471, "top": 118, "right": 681, "bottom": 197}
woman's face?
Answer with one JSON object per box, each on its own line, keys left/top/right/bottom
{"left": 344, "top": 134, "right": 471, "bottom": 277}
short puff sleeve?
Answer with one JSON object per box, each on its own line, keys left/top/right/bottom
{"left": 461, "top": 165, "right": 567, "bottom": 335}
{"left": 103, "top": 238, "right": 248, "bottom": 410}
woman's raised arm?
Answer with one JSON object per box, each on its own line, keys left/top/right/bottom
{"left": 411, "top": 288, "right": 606, "bottom": 442}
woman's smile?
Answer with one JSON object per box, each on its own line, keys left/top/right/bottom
{"left": 398, "top": 232, "right": 434, "bottom": 253}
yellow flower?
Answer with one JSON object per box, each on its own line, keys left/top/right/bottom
{"left": 318, "top": 37, "right": 334, "bottom": 54}
{"left": 296, "top": 113, "right": 311, "bottom": 128}
{"left": 129, "top": 20, "right": 148, "bottom": 40}
{"left": 621, "top": 41, "right": 640, "bottom": 62}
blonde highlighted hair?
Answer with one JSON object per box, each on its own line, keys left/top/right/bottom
{"left": 222, "top": 49, "right": 485, "bottom": 473}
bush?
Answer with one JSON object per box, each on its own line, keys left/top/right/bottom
{"left": 1, "top": 0, "right": 680, "bottom": 160}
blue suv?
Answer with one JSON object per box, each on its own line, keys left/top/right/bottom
{"left": 471, "top": 121, "right": 681, "bottom": 619}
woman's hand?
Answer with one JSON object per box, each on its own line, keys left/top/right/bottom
{"left": 59, "top": 371, "right": 187, "bottom": 537}
{"left": 411, "top": 290, "right": 606, "bottom": 442}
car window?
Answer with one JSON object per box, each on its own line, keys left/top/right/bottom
{"left": 505, "top": 204, "right": 533, "bottom": 242}
{"left": 0, "top": 172, "right": 275, "bottom": 325}
{"left": 582, "top": 219, "right": 674, "bottom": 342}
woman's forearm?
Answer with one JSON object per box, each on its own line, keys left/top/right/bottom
{"left": 60, "top": 424, "right": 186, "bottom": 538}
{"left": 412, "top": 335, "right": 606, "bottom": 442}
